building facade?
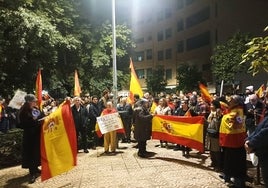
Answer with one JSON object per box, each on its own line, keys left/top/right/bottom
{"left": 130, "top": 0, "right": 268, "bottom": 92}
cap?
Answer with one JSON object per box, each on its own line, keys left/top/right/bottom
{"left": 246, "top": 86, "right": 254, "bottom": 92}
{"left": 24, "top": 94, "right": 37, "bottom": 102}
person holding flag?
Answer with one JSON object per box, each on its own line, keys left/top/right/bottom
{"left": 18, "top": 94, "right": 43, "bottom": 184}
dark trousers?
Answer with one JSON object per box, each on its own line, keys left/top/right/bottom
{"left": 260, "top": 158, "right": 268, "bottom": 187}
{"left": 138, "top": 140, "right": 146, "bottom": 154}
{"left": 76, "top": 126, "right": 87, "bottom": 150}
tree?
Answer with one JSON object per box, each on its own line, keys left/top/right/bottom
{"left": 176, "top": 64, "right": 204, "bottom": 93}
{"left": 210, "top": 32, "right": 251, "bottom": 84}
{"left": 146, "top": 66, "right": 167, "bottom": 96}
{"left": 240, "top": 26, "right": 268, "bottom": 76}
{"left": 0, "top": 0, "right": 135, "bottom": 98}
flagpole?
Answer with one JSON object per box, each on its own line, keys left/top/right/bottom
{"left": 112, "top": 0, "right": 118, "bottom": 106}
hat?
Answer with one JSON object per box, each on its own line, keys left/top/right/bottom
{"left": 246, "top": 86, "right": 254, "bottom": 92}
{"left": 25, "top": 94, "right": 37, "bottom": 102}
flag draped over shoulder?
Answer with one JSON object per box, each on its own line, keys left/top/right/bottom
{"left": 199, "top": 83, "right": 212, "bottom": 103}
{"left": 35, "top": 69, "right": 42, "bottom": 109}
{"left": 128, "top": 58, "right": 143, "bottom": 104}
{"left": 152, "top": 115, "right": 204, "bottom": 152}
{"left": 74, "top": 70, "right": 81, "bottom": 97}
{"left": 41, "top": 100, "right": 77, "bottom": 181}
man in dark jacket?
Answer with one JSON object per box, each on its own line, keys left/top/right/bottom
{"left": 133, "top": 98, "right": 153, "bottom": 158}
{"left": 71, "top": 97, "right": 89, "bottom": 153}
{"left": 88, "top": 95, "right": 101, "bottom": 148}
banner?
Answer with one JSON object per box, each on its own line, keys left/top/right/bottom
{"left": 152, "top": 115, "right": 204, "bottom": 152}
{"left": 96, "top": 112, "right": 123, "bottom": 134}
{"left": 41, "top": 100, "right": 77, "bottom": 181}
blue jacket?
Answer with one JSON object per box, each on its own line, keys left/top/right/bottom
{"left": 246, "top": 116, "right": 268, "bottom": 160}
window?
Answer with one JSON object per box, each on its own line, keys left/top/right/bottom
{"left": 136, "top": 69, "right": 145, "bottom": 79}
{"left": 157, "top": 31, "right": 164, "bottom": 41}
{"left": 185, "top": 0, "right": 196, "bottom": 6}
{"left": 134, "top": 51, "right": 144, "bottom": 62}
{"left": 135, "top": 37, "right": 144, "bottom": 44}
{"left": 186, "top": 6, "right": 210, "bottom": 28}
{"left": 177, "top": 40, "right": 184, "bottom": 53}
{"left": 166, "top": 69, "right": 172, "bottom": 80}
{"left": 165, "top": 48, "right": 172, "bottom": 59}
{"left": 165, "top": 28, "right": 172, "bottom": 39}
{"left": 165, "top": 8, "right": 172, "bottom": 18}
{"left": 177, "top": 0, "right": 184, "bottom": 10}
{"left": 158, "top": 50, "right": 164, "bottom": 61}
{"left": 147, "top": 35, "right": 152, "bottom": 41}
{"left": 177, "top": 19, "right": 184, "bottom": 32}
{"left": 186, "top": 31, "right": 210, "bottom": 51}
{"left": 157, "top": 11, "right": 164, "bottom": 22}
{"left": 146, "top": 49, "right": 152, "bottom": 60}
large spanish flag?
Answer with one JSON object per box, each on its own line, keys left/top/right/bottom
{"left": 152, "top": 115, "right": 204, "bottom": 152}
{"left": 41, "top": 100, "right": 77, "bottom": 181}
{"left": 128, "top": 58, "right": 143, "bottom": 104}
{"left": 74, "top": 70, "right": 81, "bottom": 97}
{"left": 35, "top": 69, "right": 42, "bottom": 110}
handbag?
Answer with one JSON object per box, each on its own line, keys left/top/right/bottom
{"left": 207, "top": 128, "right": 219, "bottom": 138}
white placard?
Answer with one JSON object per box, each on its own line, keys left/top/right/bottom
{"left": 97, "top": 112, "right": 123, "bottom": 134}
{"left": 8, "top": 89, "right": 27, "bottom": 109}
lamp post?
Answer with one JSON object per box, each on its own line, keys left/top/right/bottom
{"left": 112, "top": 0, "right": 118, "bottom": 106}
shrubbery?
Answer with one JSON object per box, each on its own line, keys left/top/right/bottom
{"left": 0, "top": 128, "right": 23, "bottom": 169}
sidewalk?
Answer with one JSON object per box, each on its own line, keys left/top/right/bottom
{"left": 0, "top": 139, "right": 263, "bottom": 188}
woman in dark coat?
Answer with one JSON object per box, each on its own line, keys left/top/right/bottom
{"left": 19, "top": 94, "right": 42, "bottom": 184}
{"left": 133, "top": 98, "right": 154, "bottom": 158}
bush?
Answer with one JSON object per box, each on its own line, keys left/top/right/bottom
{"left": 0, "top": 128, "right": 23, "bottom": 169}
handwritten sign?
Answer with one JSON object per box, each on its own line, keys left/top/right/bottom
{"left": 8, "top": 89, "right": 27, "bottom": 109}
{"left": 97, "top": 112, "right": 123, "bottom": 134}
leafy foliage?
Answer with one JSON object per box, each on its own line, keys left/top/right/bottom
{"left": 176, "top": 64, "right": 204, "bottom": 93}
{"left": 210, "top": 32, "right": 251, "bottom": 84}
{"left": 241, "top": 26, "right": 268, "bottom": 76}
{"left": 0, "top": 0, "right": 134, "bottom": 98}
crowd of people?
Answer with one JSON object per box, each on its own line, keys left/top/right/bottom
{"left": 1, "top": 85, "right": 268, "bottom": 187}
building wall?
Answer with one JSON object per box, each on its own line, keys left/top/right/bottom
{"left": 131, "top": 0, "right": 268, "bottom": 93}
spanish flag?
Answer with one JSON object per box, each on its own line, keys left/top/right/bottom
{"left": 74, "top": 70, "right": 81, "bottom": 97}
{"left": 199, "top": 83, "right": 212, "bottom": 103}
{"left": 35, "top": 69, "right": 42, "bottom": 110}
{"left": 128, "top": 58, "right": 143, "bottom": 104}
{"left": 255, "top": 84, "right": 265, "bottom": 98}
{"left": 152, "top": 115, "right": 204, "bottom": 152}
{"left": 41, "top": 100, "right": 77, "bottom": 181}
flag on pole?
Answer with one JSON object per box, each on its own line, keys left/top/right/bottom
{"left": 255, "top": 84, "right": 265, "bottom": 98}
{"left": 35, "top": 69, "right": 42, "bottom": 110}
{"left": 74, "top": 70, "right": 81, "bottom": 97}
{"left": 128, "top": 58, "right": 143, "bottom": 104}
{"left": 152, "top": 115, "right": 204, "bottom": 152}
{"left": 41, "top": 100, "right": 77, "bottom": 181}
{"left": 199, "top": 83, "right": 212, "bottom": 103}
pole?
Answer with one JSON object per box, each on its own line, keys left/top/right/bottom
{"left": 112, "top": 0, "right": 117, "bottom": 106}
{"left": 220, "top": 80, "right": 224, "bottom": 97}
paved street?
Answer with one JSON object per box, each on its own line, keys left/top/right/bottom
{"left": 0, "top": 139, "right": 264, "bottom": 188}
